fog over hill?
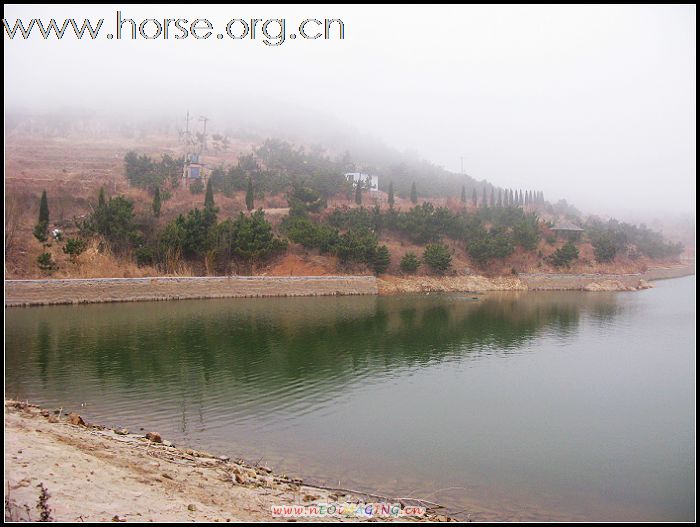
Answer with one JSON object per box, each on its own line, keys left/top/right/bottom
{"left": 4, "top": 4, "right": 695, "bottom": 220}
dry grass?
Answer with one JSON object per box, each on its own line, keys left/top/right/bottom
{"left": 59, "top": 240, "right": 157, "bottom": 279}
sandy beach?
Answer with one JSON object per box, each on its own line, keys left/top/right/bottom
{"left": 4, "top": 400, "right": 452, "bottom": 522}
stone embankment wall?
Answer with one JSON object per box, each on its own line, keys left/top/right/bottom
{"left": 5, "top": 264, "right": 693, "bottom": 306}
{"left": 5, "top": 276, "right": 378, "bottom": 306}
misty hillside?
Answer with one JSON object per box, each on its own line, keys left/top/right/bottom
{"left": 5, "top": 108, "right": 686, "bottom": 282}
{"left": 5, "top": 108, "right": 552, "bottom": 208}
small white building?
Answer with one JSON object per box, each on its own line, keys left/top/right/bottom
{"left": 345, "top": 172, "right": 378, "bottom": 192}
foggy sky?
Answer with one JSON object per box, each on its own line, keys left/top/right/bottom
{"left": 4, "top": 4, "right": 696, "bottom": 216}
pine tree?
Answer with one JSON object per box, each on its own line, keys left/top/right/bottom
{"left": 461, "top": 185, "right": 466, "bottom": 204}
{"left": 33, "top": 190, "right": 50, "bottom": 243}
{"left": 388, "top": 181, "right": 395, "bottom": 208}
{"left": 372, "top": 245, "right": 391, "bottom": 275}
{"left": 246, "top": 177, "right": 254, "bottom": 211}
{"left": 152, "top": 186, "right": 161, "bottom": 217}
{"left": 355, "top": 179, "right": 362, "bottom": 205}
{"left": 424, "top": 242, "right": 452, "bottom": 274}
{"left": 410, "top": 182, "right": 418, "bottom": 204}
{"left": 472, "top": 188, "right": 478, "bottom": 207}
{"left": 204, "top": 178, "right": 215, "bottom": 210}
{"left": 400, "top": 252, "right": 420, "bottom": 274}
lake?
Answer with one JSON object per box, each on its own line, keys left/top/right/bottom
{"left": 5, "top": 276, "right": 695, "bottom": 521}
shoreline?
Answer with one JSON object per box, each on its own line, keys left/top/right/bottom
{"left": 4, "top": 400, "right": 453, "bottom": 522}
{"left": 4, "top": 264, "right": 694, "bottom": 306}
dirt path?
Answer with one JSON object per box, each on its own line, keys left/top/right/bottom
{"left": 4, "top": 401, "right": 449, "bottom": 522}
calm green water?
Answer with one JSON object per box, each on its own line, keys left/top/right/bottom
{"left": 5, "top": 276, "right": 695, "bottom": 521}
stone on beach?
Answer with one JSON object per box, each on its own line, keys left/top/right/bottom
{"left": 67, "top": 412, "right": 86, "bottom": 426}
{"left": 145, "top": 432, "right": 162, "bottom": 443}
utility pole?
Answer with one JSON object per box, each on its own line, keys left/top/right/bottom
{"left": 182, "top": 110, "right": 193, "bottom": 146}
{"left": 182, "top": 110, "right": 192, "bottom": 180}
{"left": 199, "top": 116, "right": 209, "bottom": 152}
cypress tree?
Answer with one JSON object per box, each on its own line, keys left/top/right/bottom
{"left": 481, "top": 187, "right": 487, "bottom": 208}
{"left": 497, "top": 189, "right": 503, "bottom": 208}
{"left": 355, "top": 179, "right": 362, "bottom": 205}
{"left": 33, "top": 190, "right": 50, "bottom": 243}
{"left": 98, "top": 187, "right": 106, "bottom": 208}
{"left": 152, "top": 186, "right": 161, "bottom": 217}
{"left": 204, "top": 178, "right": 219, "bottom": 228}
{"left": 204, "top": 178, "right": 215, "bottom": 209}
{"left": 489, "top": 188, "right": 495, "bottom": 208}
{"left": 461, "top": 185, "right": 466, "bottom": 204}
{"left": 388, "top": 181, "right": 395, "bottom": 208}
{"left": 410, "top": 182, "right": 418, "bottom": 204}
{"left": 38, "top": 190, "right": 49, "bottom": 225}
{"left": 246, "top": 177, "right": 255, "bottom": 211}
{"left": 472, "top": 188, "right": 478, "bottom": 207}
